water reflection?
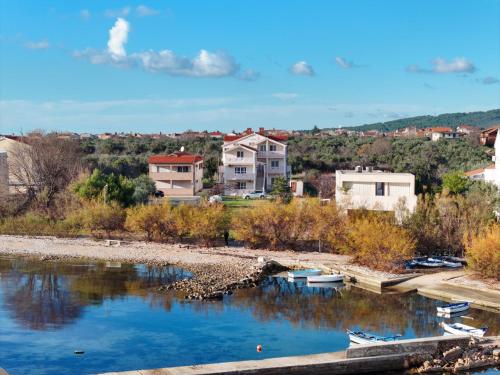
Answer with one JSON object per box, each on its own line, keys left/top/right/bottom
{"left": 0, "top": 257, "right": 189, "bottom": 330}
{"left": 229, "top": 277, "right": 499, "bottom": 337}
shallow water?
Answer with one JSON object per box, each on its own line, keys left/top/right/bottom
{"left": 0, "top": 256, "right": 498, "bottom": 375}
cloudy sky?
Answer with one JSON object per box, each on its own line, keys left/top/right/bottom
{"left": 0, "top": 1, "right": 499, "bottom": 134}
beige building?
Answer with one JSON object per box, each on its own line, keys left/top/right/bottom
{"left": 148, "top": 151, "right": 204, "bottom": 197}
{"left": 335, "top": 168, "right": 417, "bottom": 217}
{"left": 0, "top": 136, "right": 32, "bottom": 193}
{"left": 222, "top": 128, "right": 290, "bottom": 195}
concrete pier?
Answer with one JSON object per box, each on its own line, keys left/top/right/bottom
{"left": 98, "top": 335, "right": 479, "bottom": 375}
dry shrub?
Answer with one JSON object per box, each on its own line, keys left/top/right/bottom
{"left": 172, "top": 204, "right": 195, "bottom": 240}
{"left": 464, "top": 224, "right": 500, "bottom": 280}
{"left": 76, "top": 201, "right": 126, "bottom": 238}
{"left": 347, "top": 216, "right": 416, "bottom": 272}
{"left": 0, "top": 212, "right": 80, "bottom": 237}
{"left": 189, "top": 202, "right": 229, "bottom": 247}
{"left": 125, "top": 202, "right": 177, "bottom": 242}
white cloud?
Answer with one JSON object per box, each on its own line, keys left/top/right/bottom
{"left": 477, "top": 76, "right": 500, "bottom": 85}
{"left": 24, "top": 40, "right": 50, "bottom": 49}
{"left": 107, "top": 18, "right": 130, "bottom": 59}
{"left": 136, "top": 5, "right": 160, "bottom": 17}
{"left": 272, "top": 92, "right": 299, "bottom": 100}
{"left": 80, "top": 9, "right": 91, "bottom": 20}
{"left": 290, "top": 61, "right": 314, "bottom": 76}
{"left": 335, "top": 57, "right": 361, "bottom": 69}
{"left": 105, "top": 7, "right": 131, "bottom": 18}
{"left": 74, "top": 18, "right": 254, "bottom": 79}
{"left": 407, "top": 57, "right": 476, "bottom": 74}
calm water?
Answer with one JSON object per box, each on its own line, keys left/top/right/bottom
{"left": 0, "top": 256, "right": 498, "bottom": 375}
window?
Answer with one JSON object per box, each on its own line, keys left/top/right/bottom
{"left": 269, "top": 144, "right": 277, "bottom": 152}
{"left": 235, "top": 167, "right": 247, "bottom": 174}
{"left": 236, "top": 151, "right": 244, "bottom": 158}
{"left": 156, "top": 166, "right": 160, "bottom": 172}
{"left": 271, "top": 160, "right": 279, "bottom": 168}
{"left": 236, "top": 182, "right": 247, "bottom": 190}
{"left": 177, "top": 166, "right": 189, "bottom": 173}
{"left": 259, "top": 144, "right": 266, "bottom": 152}
{"left": 375, "top": 182, "right": 385, "bottom": 196}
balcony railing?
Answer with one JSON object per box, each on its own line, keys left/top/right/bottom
{"left": 223, "top": 156, "right": 255, "bottom": 164}
{"left": 150, "top": 171, "right": 193, "bottom": 181}
{"left": 257, "top": 151, "right": 286, "bottom": 158}
{"left": 224, "top": 172, "right": 256, "bottom": 180}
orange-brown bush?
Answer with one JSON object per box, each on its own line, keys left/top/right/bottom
{"left": 189, "top": 202, "right": 230, "bottom": 246}
{"left": 464, "top": 224, "right": 500, "bottom": 280}
{"left": 76, "top": 201, "right": 126, "bottom": 238}
{"left": 125, "top": 202, "right": 177, "bottom": 242}
{"left": 347, "top": 216, "right": 416, "bottom": 272}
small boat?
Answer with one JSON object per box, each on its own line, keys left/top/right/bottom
{"left": 428, "top": 258, "right": 462, "bottom": 268}
{"left": 437, "top": 310, "right": 469, "bottom": 319}
{"left": 413, "top": 258, "right": 446, "bottom": 268}
{"left": 287, "top": 269, "right": 322, "bottom": 279}
{"left": 307, "top": 274, "right": 344, "bottom": 283}
{"left": 306, "top": 281, "right": 345, "bottom": 290}
{"left": 441, "top": 322, "right": 487, "bottom": 337}
{"left": 437, "top": 302, "right": 470, "bottom": 314}
{"left": 347, "top": 329, "right": 401, "bottom": 345}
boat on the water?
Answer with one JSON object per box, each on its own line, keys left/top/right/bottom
{"left": 441, "top": 322, "right": 487, "bottom": 337}
{"left": 347, "top": 329, "right": 401, "bottom": 345}
{"left": 287, "top": 269, "right": 322, "bottom": 279}
{"left": 437, "top": 302, "right": 470, "bottom": 314}
{"left": 307, "top": 274, "right": 344, "bottom": 283}
{"left": 306, "top": 281, "right": 345, "bottom": 290}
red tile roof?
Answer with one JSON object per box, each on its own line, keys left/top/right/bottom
{"left": 223, "top": 135, "right": 243, "bottom": 142}
{"left": 148, "top": 151, "right": 203, "bottom": 164}
{"left": 428, "top": 127, "right": 453, "bottom": 133}
{"left": 464, "top": 164, "right": 495, "bottom": 176}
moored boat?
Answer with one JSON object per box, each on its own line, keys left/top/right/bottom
{"left": 287, "top": 269, "right": 322, "bottom": 279}
{"left": 441, "top": 322, "right": 487, "bottom": 337}
{"left": 347, "top": 329, "right": 401, "bottom": 345}
{"left": 436, "top": 302, "right": 470, "bottom": 314}
{"left": 307, "top": 274, "right": 344, "bottom": 283}
{"left": 428, "top": 258, "right": 462, "bottom": 268}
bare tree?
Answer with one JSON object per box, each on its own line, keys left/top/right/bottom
{"left": 9, "top": 133, "right": 83, "bottom": 208}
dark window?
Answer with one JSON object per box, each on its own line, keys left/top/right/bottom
{"left": 376, "top": 182, "right": 385, "bottom": 196}
{"left": 177, "top": 166, "right": 189, "bottom": 173}
{"left": 237, "top": 151, "right": 244, "bottom": 158}
{"left": 269, "top": 144, "right": 277, "bottom": 151}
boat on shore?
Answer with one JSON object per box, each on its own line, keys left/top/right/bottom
{"left": 441, "top": 322, "right": 487, "bottom": 337}
{"left": 287, "top": 269, "right": 322, "bottom": 279}
{"left": 407, "top": 256, "right": 464, "bottom": 269}
{"left": 437, "top": 302, "right": 470, "bottom": 314}
{"left": 307, "top": 274, "right": 344, "bottom": 283}
{"left": 428, "top": 258, "right": 462, "bottom": 268}
{"left": 347, "top": 329, "right": 401, "bottom": 345}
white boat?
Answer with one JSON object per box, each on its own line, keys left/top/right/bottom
{"left": 306, "top": 281, "right": 345, "bottom": 290}
{"left": 287, "top": 269, "right": 322, "bottom": 279}
{"left": 347, "top": 329, "right": 401, "bottom": 345}
{"left": 307, "top": 274, "right": 344, "bottom": 283}
{"left": 441, "top": 322, "right": 487, "bottom": 337}
{"left": 437, "top": 302, "right": 470, "bottom": 314}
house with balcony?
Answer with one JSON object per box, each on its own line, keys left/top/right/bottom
{"left": 148, "top": 151, "right": 203, "bottom": 197}
{"left": 221, "top": 128, "right": 290, "bottom": 195}
{"left": 335, "top": 167, "right": 417, "bottom": 220}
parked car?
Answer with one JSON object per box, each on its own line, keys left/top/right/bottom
{"left": 154, "top": 190, "right": 164, "bottom": 198}
{"left": 242, "top": 190, "right": 266, "bottom": 199}
{"left": 208, "top": 195, "right": 223, "bottom": 203}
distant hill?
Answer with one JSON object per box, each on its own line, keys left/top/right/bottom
{"left": 337, "top": 109, "right": 500, "bottom": 132}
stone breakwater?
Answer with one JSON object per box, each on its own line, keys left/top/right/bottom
{"left": 159, "top": 260, "right": 288, "bottom": 300}
{"left": 410, "top": 337, "right": 500, "bottom": 373}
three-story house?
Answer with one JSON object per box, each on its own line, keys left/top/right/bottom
{"left": 222, "top": 128, "right": 290, "bottom": 195}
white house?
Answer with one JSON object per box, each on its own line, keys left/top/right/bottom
{"left": 335, "top": 167, "right": 418, "bottom": 218}
{"left": 465, "top": 129, "right": 500, "bottom": 188}
{"left": 222, "top": 128, "right": 290, "bottom": 195}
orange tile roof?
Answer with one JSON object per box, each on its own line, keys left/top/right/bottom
{"left": 428, "top": 127, "right": 453, "bottom": 133}
{"left": 464, "top": 164, "right": 494, "bottom": 176}
{"left": 148, "top": 151, "right": 203, "bottom": 164}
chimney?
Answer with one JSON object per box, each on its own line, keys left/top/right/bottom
{"left": 355, "top": 166, "right": 362, "bottom": 173}
{"left": 259, "top": 127, "right": 265, "bottom": 134}
{"left": 246, "top": 127, "right": 253, "bottom": 134}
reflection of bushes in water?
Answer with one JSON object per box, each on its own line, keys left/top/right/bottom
{"left": 0, "top": 257, "right": 187, "bottom": 330}
{"left": 230, "top": 278, "right": 439, "bottom": 337}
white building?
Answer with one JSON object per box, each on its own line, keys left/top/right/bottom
{"left": 0, "top": 150, "right": 8, "bottom": 195}
{"left": 335, "top": 167, "right": 418, "bottom": 217}
{"left": 465, "top": 129, "right": 500, "bottom": 188}
{"left": 222, "top": 128, "right": 290, "bottom": 195}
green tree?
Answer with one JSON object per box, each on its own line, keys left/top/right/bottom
{"left": 74, "top": 169, "right": 135, "bottom": 206}
{"left": 271, "top": 176, "right": 292, "bottom": 203}
{"left": 131, "top": 175, "right": 156, "bottom": 204}
{"left": 442, "top": 171, "right": 470, "bottom": 194}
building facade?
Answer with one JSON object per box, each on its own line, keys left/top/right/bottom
{"left": 335, "top": 168, "right": 418, "bottom": 217}
{"left": 222, "top": 128, "right": 290, "bottom": 195}
{"left": 148, "top": 151, "right": 204, "bottom": 197}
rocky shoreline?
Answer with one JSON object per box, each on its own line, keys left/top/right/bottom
{"left": 410, "top": 337, "right": 500, "bottom": 374}
{"left": 159, "top": 258, "right": 288, "bottom": 300}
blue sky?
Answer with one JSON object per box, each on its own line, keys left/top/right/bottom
{"left": 0, "top": 0, "right": 499, "bottom": 134}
